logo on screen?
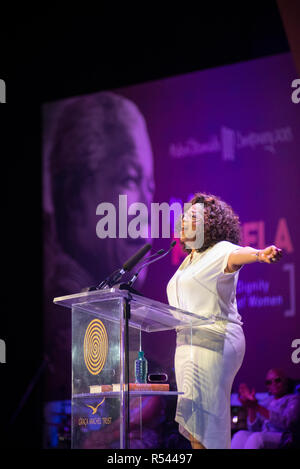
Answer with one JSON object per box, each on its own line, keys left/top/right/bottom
{"left": 84, "top": 319, "right": 108, "bottom": 375}
{"left": 221, "top": 126, "right": 236, "bottom": 161}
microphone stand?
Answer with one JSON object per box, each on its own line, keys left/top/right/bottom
{"left": 119, "top": 242, "right": 175, "bottom": 448}
{"left": 117, "top": 247, "right": 165, "bottom": 448}
{"left": 118, "top": 249, "right": 164, "bottom": 296}
{"left": 128, "top": 242, "right": 176, "bottom": 288}
{"left": 96, "top": 244, "right": 155, "bottom": 290}
{"left": 96, "top": 268, "right": 125, "bottom": 290}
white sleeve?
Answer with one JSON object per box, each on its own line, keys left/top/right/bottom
{"left": 220, "top": 241, "right": 244, "bottom": 275}
{"left": 206, "top": 240, "right": 244, "bottom": 277}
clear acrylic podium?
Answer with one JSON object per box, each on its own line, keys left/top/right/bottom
{"left": 54, "top": 287, "right": 213, "bottom": 449}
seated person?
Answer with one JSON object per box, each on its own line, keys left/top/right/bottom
{"left": 231, "top": 368, "right": 300, "bottom": 449}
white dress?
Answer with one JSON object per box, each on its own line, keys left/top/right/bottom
{"left": 167, "top": 240, "right": 246, "bottom": 449}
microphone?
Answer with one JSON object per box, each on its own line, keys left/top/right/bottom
{"left": 128, "top": 241, "right": 176, "bottom": 287}
{"left": 118, "top": 248, "right": 165, "bottom": 296}
{"left": 96, "top": 243, "right": 152, "bottom": 289}
{"left": 122, "top": 243, "right": 152, "bottom": 272}
{"left": 146, "top": 248, "right": 165, "bottom": 258}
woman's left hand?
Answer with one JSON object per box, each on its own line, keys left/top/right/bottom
{"left": 258, "top": 245, "right": 282, "bottom": 264}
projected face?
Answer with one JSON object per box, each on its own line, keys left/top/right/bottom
{"left": 50, "top": 92, "right": 155, "bottom": 288}
{"left": 74, "top": 119, "right": 155, "bottom": 283}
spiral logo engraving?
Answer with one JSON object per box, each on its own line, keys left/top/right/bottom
{"left": 84, "top": 319, "right": 108, "bottom": 375}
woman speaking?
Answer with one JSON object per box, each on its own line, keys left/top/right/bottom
{"left": 167, "top": 192, "right": 282, "bottom": 449}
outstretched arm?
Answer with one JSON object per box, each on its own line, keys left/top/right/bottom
{"left": 226, "top": 245, "right": 282, "bottom": 273}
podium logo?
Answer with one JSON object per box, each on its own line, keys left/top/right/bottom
{"left": 0, "top": 79, "right": 6, "bottom": 103}
{"left": 84, "top": 319, "right": 108, "bottom": 375}
{"left": 86, "top": 398, "right": 105, "bottom": 414}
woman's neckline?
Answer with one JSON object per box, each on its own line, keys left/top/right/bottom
{"left": 179, "top": 245, "right": 214, "bottom": 271}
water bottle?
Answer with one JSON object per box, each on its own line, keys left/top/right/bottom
{"left": 135, "top": 350, "right": 148, "bottom": 384}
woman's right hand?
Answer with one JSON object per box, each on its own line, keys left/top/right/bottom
{"left": 238, "top": 383, "right": 257, "bottom": 408}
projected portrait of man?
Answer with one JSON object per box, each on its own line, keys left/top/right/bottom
{"left": 43, "top": 92, "right": 155, "bottom": 400}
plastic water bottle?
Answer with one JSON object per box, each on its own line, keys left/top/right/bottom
{"left": 135, "top": 350, "right": 148, "bottom": 384}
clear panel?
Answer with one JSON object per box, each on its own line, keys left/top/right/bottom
{"left": 53, "top": 290, "right": 214, "bottom": 449}
{"left": 71, "top": 300, "right": 143, "bottom": 449}
{"left": 54, "top": 288, "right": 214, "bottom": 332}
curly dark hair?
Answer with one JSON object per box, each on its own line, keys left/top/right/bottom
{"left": 181, "top": 192, "right": 241, "bottom": 253}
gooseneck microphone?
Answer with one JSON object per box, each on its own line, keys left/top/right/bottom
{"left": 128, "top": 241, "right": 176, "bottom": 287}
{"left": 96, "top": 243, "right": 152, "bottom": 290}
{"left": 122, "top": 243, "right": 152, "bottom": 272}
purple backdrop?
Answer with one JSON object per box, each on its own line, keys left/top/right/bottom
{"left": 43, "top": 52, "right": 300, "bottom": 398}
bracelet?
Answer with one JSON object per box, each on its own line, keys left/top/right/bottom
{"left": 256, "top": 250, "right": 262, "bottom": 262}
